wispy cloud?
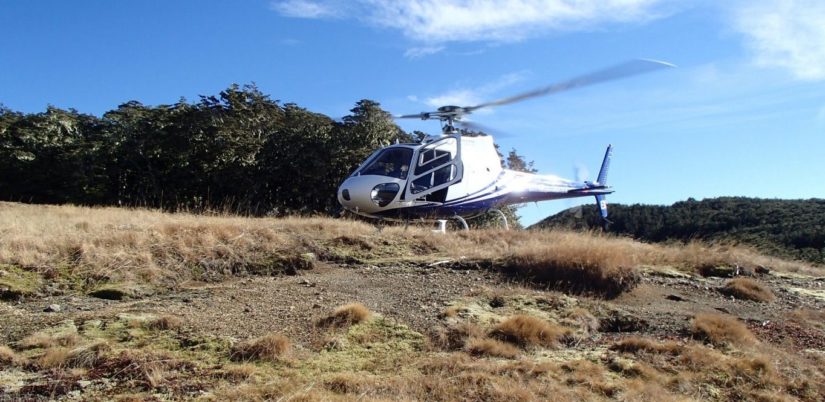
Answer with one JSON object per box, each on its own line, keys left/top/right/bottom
{"left": 270, "top": 0, "right": 341, "bottom": 19}
{"left": 271, "top": 0, "right": 669, "bottom": 42}
{"left": 733, "top": 0, "right": 825, "bottom": 80}
{"left": 366, "top": 0, "right": 668, "bottom": 42}
{"left": 404, "top": 46, "right": 445, "bottom": 59}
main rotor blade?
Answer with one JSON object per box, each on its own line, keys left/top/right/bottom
{"left": 465, "top": 59, "right": 675, "bottom": 112}
{"left": 457, "top": 120, "right": 511, "bottom": 138}
{"left": 396, "top": 113, "right": 429, "bottom": 119}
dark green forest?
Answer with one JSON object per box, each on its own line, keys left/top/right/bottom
{"left": 0, "top": 84, "right": 531, "bottom": 222}
{"left": 532, "top": 197, "right": 825, "bottom": 265}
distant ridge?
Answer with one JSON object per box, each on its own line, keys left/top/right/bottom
{"left": 530, "top": 197, "right": 825, "bottom": 265}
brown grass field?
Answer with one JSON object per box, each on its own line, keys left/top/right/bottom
{"left": 1, "top": 201, "right": 824, "bottom": 401}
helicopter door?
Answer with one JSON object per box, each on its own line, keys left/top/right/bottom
{"left": 405, "top": 135, "right": 463, "bottom": 202}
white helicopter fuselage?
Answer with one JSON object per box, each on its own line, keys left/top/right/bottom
{"left": 337, "top": 134, "right": 613, "bottom": 221}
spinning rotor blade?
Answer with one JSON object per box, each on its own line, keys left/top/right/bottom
{"left": 396, "top": 113, "right": 429, "bottom": 119}
{"left": 574, "top": 164, "right": 590, "bottom": 183}
{"left": 465, "top": 59, "right": 675, "bottom": 112}
{"left": 456, "top": 120, "right": 510, "bottom": 137}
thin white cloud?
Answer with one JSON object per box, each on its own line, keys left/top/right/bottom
{"left": 270, "top": 0, "right": 340, "bottom": 19}
{"left": 272, "top": 0, "right": 668, "bottom": 42}
{"left": 404, "top": 46, "right": 445, "bottom": 59}
{"left": 365, "top": 0, "right": 667, "bottom": 42}
{"left": 734, "top": 0, "right": 825, "bottom": 80}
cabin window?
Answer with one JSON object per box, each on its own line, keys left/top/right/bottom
{"left": 411, "top": 165, "right": 456, "bottom": 194}
{"left": 360, "top": 148, "right": 413, "bottom": 179}
{"left": 415, "top": 149, "right": 451, "bottom": 175}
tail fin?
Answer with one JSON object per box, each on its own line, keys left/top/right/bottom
{"left": 595, "top": 145, "right": 612, "bottom": 230}
{"left": 596, "top": 144, "right": 612, "bottom": 185}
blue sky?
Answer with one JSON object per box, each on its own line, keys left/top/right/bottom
{"left": 2, "top": 0, "right": 824, "bottom": 225}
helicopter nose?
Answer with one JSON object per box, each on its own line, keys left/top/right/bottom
{"left": 341, "top": 189, "right": 351, "bottom": 201}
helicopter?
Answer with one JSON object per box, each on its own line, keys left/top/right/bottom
{"left": 337, "top": 59, "right": 674, "bottom": 230}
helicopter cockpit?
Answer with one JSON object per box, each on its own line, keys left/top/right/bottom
{"left": 339, "top": 136, "right": 465, "bottom": 215}
{"left": 358, "top": 147, "right": 414, "bottom": 179}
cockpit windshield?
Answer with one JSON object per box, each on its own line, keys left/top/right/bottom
{"left": 359, "top": 147, "right": 414, "bottom": 179}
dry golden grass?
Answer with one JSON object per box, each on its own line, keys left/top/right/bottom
{"left": 0, "top": 345, "right": 22, "bottom": 367}
{"left": 18, "top": 331, "right": 80, "bottom": 350}
{"left": 489, "top": 315, "right": 571, "bottom": 348}
{"left": 691, "top": 313, "right": 758, "bottom": 347}
{"left": 37, "top": 341, "right": 110, "bottom": 369}
{"left": 323, "top": 372, "right": 379, "bottom": 395}
{"left": 789, "top": 308, "right": 825, "bottom": 331}
{"left": 605, "top": 336, "right": 808, "bottom": 401}
{"left": 218, "top": 363, "right": 258, "bottom": 381}
{"left": 610, "top": 336, "right": 683, "bottom": 355}
{"left": 721, "top": 277, "right": 776, "bottom": 302}
{"left": 466, "top": 338, "right": 520, "bottom": 358}
{"left": 0, "top": 202, "right": 817, "bottom": 301}
{"left": 317, "top": 302, "right": 372, "bottom": 328}
{"left": 431, "top": 322, "right": 483, "bottom": 351}
{"left": 230, "top": 333, "right": 291, "bottom": 362}
{"left": 144, "top": 315, "right": 183, "bottom": 331}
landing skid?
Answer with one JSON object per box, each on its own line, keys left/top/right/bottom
{"left": 432, "top": 216, "right": 469, "bottom": 234}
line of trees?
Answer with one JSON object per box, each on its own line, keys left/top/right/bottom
{"left": 0, "top": 84, "right": 533, "bottom": 222}
{"left": 0, "top": 85, "right": 412, "bottom": 215}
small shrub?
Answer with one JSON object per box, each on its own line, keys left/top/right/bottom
{"left": 230, "top": 334, "right": 291, "bottom": 362}
{"left": 317, "top": 303, "right": 371, "bottom": 328}
{"left": 720, "top": 278, "right": 775, "bottom": 302}
{"left": 489, "top": 315, "right": 571, "bottom": 348}
{"left": 691, "top": 313, "right": 757, "bottom": 347}
{"left": 466, "top": 338, "right": 520, "bottom": 358}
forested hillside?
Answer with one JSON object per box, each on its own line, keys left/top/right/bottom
{"left": 532, "top": 197, "right": 825, "bottom": 265}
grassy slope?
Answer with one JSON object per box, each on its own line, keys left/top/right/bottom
{"left": 1, "top": 202, "right": 824, "bottom": 401}
{"left": 532, "top": 197, "right": 825, "bottom": 265}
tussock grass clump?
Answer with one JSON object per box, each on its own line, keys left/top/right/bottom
{"left": 19, "top": 332, "right": 80, "bottom": 350}
{"left": 721, "top": 278, "right": 775, "bottom": 302}
{"left": 489, "top": 315, "right": 571, "bottom": 348}
{"left": 218, "top": 363, "right": 258, "bottom": 381}
{"left": 609, "top": 336, "right": 683, "bottom": 355}
{"left": 495, "top": 233, "right": 641, "bottom": 297}
{"left": 466, "top": 338, "right": 520, "bottom": 358}
{"left": 317, "top": 302, "right": 371, "bottom": 328}
{"left": 0, "top": 345, "right": 22, "bottom": 367}
{"left": 323, "top": 372, "right": 378, "bottom": 394}
{"left": 145, "top": 315, "right": 183, "bottom": 331}
{"left": 691, "top": 313, "right": 757, "bottom": 347}
{"left": 432, "top": 323, "right": 483, "bottom": 351}
{"left": 230, "top": 334, "right": 291, "bottom": 362}
{"left": 37, "top": 341, "right": 110, "bottom": 369}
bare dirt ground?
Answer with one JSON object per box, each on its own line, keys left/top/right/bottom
{"left": 4, "top": 261, "right": 823, "bottom": 354}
